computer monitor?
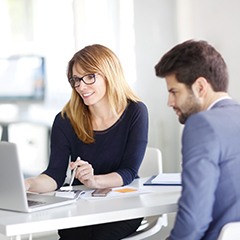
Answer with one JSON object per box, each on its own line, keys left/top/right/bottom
{"left": 0, "top": 55, "right": 45, "bottom": 103}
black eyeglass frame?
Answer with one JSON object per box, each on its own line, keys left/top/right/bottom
{"left": 68, "top": 73, "right": 97, "bottom": 88}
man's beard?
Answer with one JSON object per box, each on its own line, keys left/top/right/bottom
{"left": 177, "top": 94, "right": 202, "bottom": 124}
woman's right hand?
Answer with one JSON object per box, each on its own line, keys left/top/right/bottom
{"left": 24, "top": 174, "right": 57, "bottom": 193}
{"left": 24, "top": 179, "right": 31, "bottom": 191}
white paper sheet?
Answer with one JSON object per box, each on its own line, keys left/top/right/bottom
{"left": 151, "top": 173, "right": 181, "bottom": 184}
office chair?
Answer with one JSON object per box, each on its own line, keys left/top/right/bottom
{"left": 0, "top": 125, "right": 2, "bottom": 140}
{"left": 122, "top": 147, "right": 168, "bottom": 240}
{"left": 217, "top": 222, "right": 240, "bottom": 240}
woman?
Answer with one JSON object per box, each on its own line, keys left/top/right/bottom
{"left": 25, "top": 44, "right": 148, "bottom": 239}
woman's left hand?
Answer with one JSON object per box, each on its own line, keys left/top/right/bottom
{"left": 70, "top": 157, "right": 95, "bottom": 188}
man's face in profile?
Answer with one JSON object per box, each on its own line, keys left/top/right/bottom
{"left": 165, "top": 74, "right": 202, "bottom": 124}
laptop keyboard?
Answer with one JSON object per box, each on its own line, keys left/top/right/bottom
{"left": 28, "top": 199, "right": 46, "bottom": 207}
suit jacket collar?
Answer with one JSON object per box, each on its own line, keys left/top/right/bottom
{"left": 211, "top": 98, "right": 239, "bottom": 109}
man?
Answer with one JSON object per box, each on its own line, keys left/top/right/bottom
{"left": 155, "top": 40, "right": 240, "bottom": 240}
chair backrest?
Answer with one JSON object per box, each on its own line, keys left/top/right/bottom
{"left": 138, "top": 147, "right": 162, "bottom": 178}
{"left": 217, "top": 222, "right": 240, "bottom": 240}
{"left": 0, "top": 125, "right": 2, "bottom": 140}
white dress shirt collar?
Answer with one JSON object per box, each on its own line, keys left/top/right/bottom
{"left": 207, "top": 96, "right": 232, "bottom": 110}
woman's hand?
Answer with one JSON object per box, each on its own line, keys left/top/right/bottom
{"left": 70, "top": 157, "right": 123, "bottom": 189}
{"left": 24, "top": 174, "right": 57, "bottom": 193}
{"left": 70, "top": 157, "right": 95, "bottom": 188}
{"left": 25, "top": 179, "right": 31, "bottom": 191}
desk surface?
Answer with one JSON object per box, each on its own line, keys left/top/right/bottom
{"left": 0, "top": 178, "right": 181, "bottom": 237}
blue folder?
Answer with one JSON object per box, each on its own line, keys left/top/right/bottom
{"left": 143, "top": 175, "right": 182, "bottom": 186}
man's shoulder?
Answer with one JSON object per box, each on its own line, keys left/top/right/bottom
{"left": 189, "top": 99, "right": 240, "bottom": 122}
{"left": 211, "top": 98, "right": 240, "bottom": 109}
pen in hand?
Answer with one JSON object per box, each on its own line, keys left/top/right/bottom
{"left": 69, "top": 156, "right": 81, "bottom": 187}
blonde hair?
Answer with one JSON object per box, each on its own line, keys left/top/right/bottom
{"left": 62, "top": 44, "right": 140, "bottom": 143}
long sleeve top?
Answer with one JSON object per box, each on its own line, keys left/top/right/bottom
{"left": 43, "top": 101, "right": 149, "bottom": 189}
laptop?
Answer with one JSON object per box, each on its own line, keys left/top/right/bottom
{"left": 0, "top": 141, "right": 79, "bottom": 213}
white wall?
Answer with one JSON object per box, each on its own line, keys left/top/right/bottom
{"left": 132, "top": 0, "right": 182, "bottom": 172}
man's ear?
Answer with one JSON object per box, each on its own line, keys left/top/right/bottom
{"left": 192, "top": 77, "right": 209, "bottom": 97}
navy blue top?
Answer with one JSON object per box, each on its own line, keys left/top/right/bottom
{"left": 43, "top": 101, "right": 149, "bottom": 189}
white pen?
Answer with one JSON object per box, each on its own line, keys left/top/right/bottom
{"left": 69, "top": 156, "right": 81, "bottom": 188}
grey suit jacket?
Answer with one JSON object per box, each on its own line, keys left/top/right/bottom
{"left": 170, "top": 99, "right": 240, "bottom": 240}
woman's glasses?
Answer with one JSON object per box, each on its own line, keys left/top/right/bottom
{"left": 68, "top": 73, "right": 96, "bottom": 88}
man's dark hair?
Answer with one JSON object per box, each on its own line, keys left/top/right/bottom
{"left": 155, "top": 40, "right": 229, "bottom": 91}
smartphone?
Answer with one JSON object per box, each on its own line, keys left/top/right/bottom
{"left": 91, "top": 188, "right": 112, "bottom": 197}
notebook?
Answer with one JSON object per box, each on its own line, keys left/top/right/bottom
{"left": 144, "top": 173, "right": 181, "bottom": 186}
{"left": 0, "top": 141, "right": 79, "bottom": 213}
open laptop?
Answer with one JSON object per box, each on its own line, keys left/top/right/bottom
{"left": 0, "top": 141, "right": 79, "bottom": 213}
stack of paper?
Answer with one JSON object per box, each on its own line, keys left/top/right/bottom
{"left": 152, "top": 173, "right": 181, "bottom": 185}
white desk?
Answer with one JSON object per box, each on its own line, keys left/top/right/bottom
{"left": 0, "top": 178, "right": 181, "bottom": 239}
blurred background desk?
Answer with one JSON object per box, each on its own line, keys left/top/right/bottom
{"left": 0, "top": 178, "right": 181, "bottom": 240}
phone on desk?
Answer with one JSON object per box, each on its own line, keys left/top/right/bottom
{"left": 92, "top": 188, "right": 112, "bottom": 197}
